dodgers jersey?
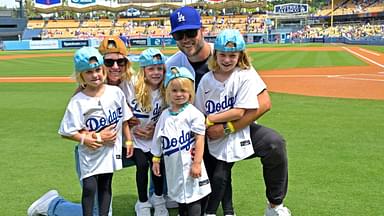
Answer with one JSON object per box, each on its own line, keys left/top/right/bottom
{"left": 151, "top": 104, "right": 211, "bottom": 204}
{"left": 58, "top": 85, "right": 133, "bottom": 180}
{"left": 195, "top": 67, "right": 266, "bottom": 162}
{"left": 120, "top": 79, "right": 165, "bottom": 152}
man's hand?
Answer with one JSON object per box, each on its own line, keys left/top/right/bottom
{"left": 206, "top": 123, "right": 225, "bottom": 140}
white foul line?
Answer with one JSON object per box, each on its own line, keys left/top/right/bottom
{"left": 342, "top": 47, "right": 384, "bottom": 68}
{"left": 359, "top": 48, "right": 380, "bottom": 56}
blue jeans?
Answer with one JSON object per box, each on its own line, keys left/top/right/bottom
{"left": 47, "top": 146, "right": 112, "bottom": 216}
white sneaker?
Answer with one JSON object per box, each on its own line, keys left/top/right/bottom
{"left": 264, "top": 203, "right": 291, "bottom": 216}
{"left": 164, "top": 195, "right": 178, "bottom": 209}
{"left": 150, "top": 194, "right": 169, "bottom": 216}
{"left": 135, "top": 200, "right": 152, "bottom": 216}
{"left": 27, "top": 190, "right": 59, "bottom": 216}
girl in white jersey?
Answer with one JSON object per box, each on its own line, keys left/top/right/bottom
{"left": 120, "top": 48, "right": 169, "bottom": 216}
{"left": 58, "top": 47, "right": 134, "bottom": 216}
{"left": 151, "top": 66, "right": 211, "bottom": 216}
{"left": 195, "top": 29, "right": 265, "bottom": 216}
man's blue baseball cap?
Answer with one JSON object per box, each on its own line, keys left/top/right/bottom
{"left": 74, "top": 47, "right": 104, "bottom": 73}
{"left": 164, "top": 66, "right": 195, "bottom": 87}
{"left": 170, "top": 6, "right": 202, "bottom": 34}
{"left": 214, "top": 29, "right": 246, "bottom": 52}
{"left": 139, "top": 48, "right": 166, "bottom": 67}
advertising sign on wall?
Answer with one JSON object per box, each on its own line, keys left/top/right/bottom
{"left": 274, "top": 3, "right": 308, "bottom": 14}
{"left": 34, "top": 0, "right": 61, "bottom": 9}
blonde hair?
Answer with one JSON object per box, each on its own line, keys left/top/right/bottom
{"left": 165, "top": 77, "right": 195, "bottom": 105}
{"left": 208, "top": 50, "right": 252, "bottom": 72}
{"left": 75, "top": 66, "right": 106, "bottom": 88}
{"left": 135, "top": 64, "right": 166, "bottom": 112}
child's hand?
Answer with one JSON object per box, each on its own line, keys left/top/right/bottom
{"left": 125, "top": 144, "right": 134, "bottom": 158}
{"left": 99, "top": 124, "right": 117, "bottom": 145}
{"left": 128, "top": 117, "right": 140, "bottom": 127}
{"left": 134, "top": 124, "right": 155, "bottom": 140}
{"left": 152, "top": 162, "right": 161, "bottom": 177}
{"left": 190, "top": 162, "right": 202, "bottom": 178}
{"left": 83, "top": 133, "right": 103, "bottom": 150}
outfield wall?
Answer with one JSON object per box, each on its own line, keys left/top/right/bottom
{"left": 2, "top": 33, "right": 383, "bottom": 51}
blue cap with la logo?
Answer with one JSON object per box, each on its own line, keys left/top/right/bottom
{"left": 170, "top": 6, "right": 202, "bottom": 34}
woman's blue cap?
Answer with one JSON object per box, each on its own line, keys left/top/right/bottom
{"left": 164, "top": 66, "right": 194, "bottom": 87}
{"left": 139, "top": 48, "right": 166, "bottom": 67}
{"left": 74, "top": 47, "right": 104, "bottom": 73}
{"left": 214, "top": 29, "right": 245, "bottom": 52}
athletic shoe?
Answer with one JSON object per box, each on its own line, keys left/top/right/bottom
{"left": 135, "top": 200, "right": 152, "bottom": 216}
{"left": 27, "top": 190, "right": 59, "bottom": 216}
{"left": 150, "top": 194, "right": 169, "bottom": 216}
{"left": 224, "top": 214, "right": 236, "bottom": 216}
{"left": 204, "top": 214, "right": 216, "bottom": 216}
{"left": 165, "top": 195, "right": 178, "bottom": 209}
{"left": 264, "top": 203, "right": 291, "bottom": 216}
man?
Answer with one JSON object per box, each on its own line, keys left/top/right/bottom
{"left": 166, "top": 6, "right": 291, "bottom": 216}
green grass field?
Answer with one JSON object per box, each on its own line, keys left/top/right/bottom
{"left": 1, "top": 44, "right": 383, "bottom": 215}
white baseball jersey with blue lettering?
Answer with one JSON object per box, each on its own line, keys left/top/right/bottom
{"left": 58, "top": 85, "right": 133, "bottom": 180}
{"left": 195, "top": 67, "right": 266, "bottom": 162}
{"left": 120, "top": 79, "right": 165, "bottom": 152}
{"left": 151, "top": 104, "right": 211, "bottom": 204}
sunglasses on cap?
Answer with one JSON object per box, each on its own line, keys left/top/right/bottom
{"left": 172, "top": 29, "right": 199, "bottom": 41}
{"left": 104, "top": 58, "right": 127, "bottom": 67}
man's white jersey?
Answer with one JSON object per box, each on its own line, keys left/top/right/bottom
{"left": 120, "top": 79, "right": 165, "bottom": 152}
{"left": 195, "top": 67, "right": 266, "bottom": 162}
{"left": 58, "top": 85, "right": 133, "bottom": 180}
{"left": 151, "top": 104, "right": 211, "bottom": 204}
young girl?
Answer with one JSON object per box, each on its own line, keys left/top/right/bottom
{"left": 58, "top": 47, "right": 133, "bottom": 216}
{"left": 151, "top": 66, "right": 211, "bottom": 216}
{"left": 120, "top": 48, "right": 169, "bottom": 216}
{"left": 195, "top": 29, "right": 266, "bottom": 216}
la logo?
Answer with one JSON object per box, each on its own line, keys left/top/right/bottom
{"left": 177, "top": 12, "right": 185, "bottom": 22}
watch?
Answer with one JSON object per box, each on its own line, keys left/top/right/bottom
{"left": 223, "top": 123, "right": 231, "bottom": 136}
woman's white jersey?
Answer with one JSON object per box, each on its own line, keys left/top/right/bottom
{"left": 195, "top": 67, "right": 266, "bottom": 162}
{"left": 151, "top": 104, "right": 211, "bottom": 204}
{"left": 58, "top": 85, "right": 133, "bottom": 180}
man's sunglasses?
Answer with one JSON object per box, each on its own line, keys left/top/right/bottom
{"left": 172, "top": 29, "right": 199, "bottom": 41}
{"left": 104, "top": 58, "right": 127, "bottom": 67}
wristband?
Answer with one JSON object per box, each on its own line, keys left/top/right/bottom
{"left": 206, "top": 117, "right": 215, "bottom": 127}
{"left": 95, "top": 133, "right": 102, "bottom": 143}
{"left": 80, "top": 133, "right": 86, "bottom": 145}
{"left": 152, "top": 156, "right": 161, "bottom": 163}
{"left": 223, "top": 121, "right": 236, "bottom": 135}
{"left": 125, "top": 140, "right": 134, "bottom": 146}
{"left": 227, "top": 121, "right": 236, "bottom": 133}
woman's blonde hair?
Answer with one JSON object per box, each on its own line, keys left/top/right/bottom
{"left": 135, "top": 64, "right": 166, "bottom": 112}
{"left": 208, "top": 50, "right": 252, "bottom": 72}
{"left": 165, "top": 77, "right": 195, "bottom": 105}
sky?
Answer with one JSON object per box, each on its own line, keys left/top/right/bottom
{"left": 0, "top": 0, "right": 18, "bottom": 8}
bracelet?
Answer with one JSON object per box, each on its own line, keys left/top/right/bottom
{"left": 125, "top": 140, "right": 134, "bottom": 146}
{"left": 80, "top": 133, "right": 86, "bottom": 145}
{"left": 227, "top": 121, "right": 236, "bottom": 133}
{"left": 206, "top": 117, "right": 215, "bottom": 127}
{"left": 95, "top": 133, "right": 102, "bottom": 143}
{"left": 152, "top": 156, "right": 161, "bottom": 163}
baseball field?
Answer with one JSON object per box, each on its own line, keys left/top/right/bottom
{"left": 1, "top": 43, "right": 383, "bottom": 215}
